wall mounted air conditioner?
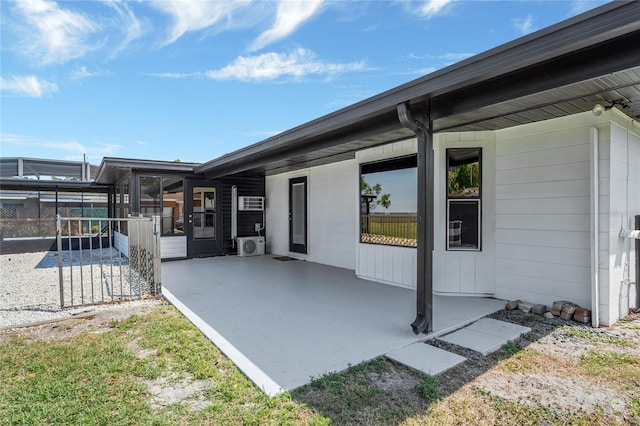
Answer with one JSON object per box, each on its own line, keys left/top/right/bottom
{"left": 238, "top": 196, "right": 265, "bottom": 211}
{"left": 237, "top": 236, "right": 265, "bottom": 257}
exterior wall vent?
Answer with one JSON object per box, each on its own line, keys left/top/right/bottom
{"left": 238, "top": 196, "right": 265, "bottom": 211}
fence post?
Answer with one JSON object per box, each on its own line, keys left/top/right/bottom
{"left": 56, "top": 214, "right": 64, "bottom": 309}
{"left": 152, "top": 215, "right": 162, "bottom": 296}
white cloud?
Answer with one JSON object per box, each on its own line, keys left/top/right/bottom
{"left": 1, "top": 133, "right": 121, "bottom": 159}
{"left": 568, "top": 0, "right": 603, "bottom": 17}
{"left": 417, "top": 0, "right": 454, "bottom": 18}
{"left": 512, "top": 15, "right": 534, "bottom": 34}
{"left": 148, "top": 48, "right": 367, "bottom": 82}
{"left": 103, "top": 0, "right": 144, "bottom": 57}
{"left": 70, "top": 66, "right": 112, "bottom": 80}
{"left": 145, "top": 71, "right": 203, "bottom": 79}
{"left": 250, "top": 0, "right": 324, "bottom": 51}
{"left": 149, "top": 0, "right": 251, "bottom": 46}
{"left": 0, "top": 75, "right": 58, "bottom": 97}
{"left": 205, "top": 48, "right": 366, "bottom": 82}
{"left": 407, "top": 52, "right": 474, "bottom": 62}
{"left": 12, "top": 0, "right": 100, "bottom": 65}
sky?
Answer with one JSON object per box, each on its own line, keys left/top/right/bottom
{"left": 0, "top": 0, "right": 610, "bottom": 166}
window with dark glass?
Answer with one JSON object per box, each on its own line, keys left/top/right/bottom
{"left": 360, "top": 155, "right": 417, "bottom": 247}
{"left": 447, "top": 148, "right": 481, "bottom": 250}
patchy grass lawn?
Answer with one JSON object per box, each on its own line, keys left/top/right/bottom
{"left": 2, "top": 302, "right": 639, "bottom": 425}
{"left": 0, "top": 303, "right": 326, "bottom": 425}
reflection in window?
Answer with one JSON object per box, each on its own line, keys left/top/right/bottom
{"left": 139, "top": 176, "right": 161, "bottom": 218}
{"left": 447, "top": 148, "right": 481, "bottom": 250}
{"left": 192, "top": 187, "right": 215, "bottom": 239}
{"left": 360, "top": 155, "right": 417, "bottom": 247}
{"left": 162, "top": 177, "right": 184, "bottom": 236}
{"left": 138, "top": 176, "right": 184, "bottom": 236}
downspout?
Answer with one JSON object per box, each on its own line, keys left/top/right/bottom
{"left": 397, "top": 102, "right": 434, "bottom": 335}
{"left": 590, "top": 127, "right": 600, "bottom": 328}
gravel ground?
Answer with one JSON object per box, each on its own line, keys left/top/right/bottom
{"left": 0, "top": 251, "right": 154, "bottom": 328}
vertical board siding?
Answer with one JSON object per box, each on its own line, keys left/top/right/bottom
{"left": 356, "top": 243, "right": 416, "bottom": 288}
{"left": 495, "top": 118, "right": 592, "bottom": 307}
{"left": 220, "top": 176, "right": 265, "bottom": 255}
{"left": 160, "top": 236, "right": 186, "bottom": 259}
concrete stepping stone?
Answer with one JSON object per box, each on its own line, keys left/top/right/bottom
{"left": 386, "top": 342, "right": 466, "bottom": 376}
{"left": 439, "top": 318, "right": 531, "bottom": 355}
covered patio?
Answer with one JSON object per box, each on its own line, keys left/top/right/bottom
{"left": 162, "top": 255, "right": 505, "bottom": 395}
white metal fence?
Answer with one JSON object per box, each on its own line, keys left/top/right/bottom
{"left": 55, "top": 215, "right": 161, "bottom": 309}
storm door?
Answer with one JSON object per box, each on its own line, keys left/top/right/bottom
{"left": 185, "top": 181, "right": 220, "bottom": 257}
{"left": 289, "top": 176, "right": 307, "bottom": 254}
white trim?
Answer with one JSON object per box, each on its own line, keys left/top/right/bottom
{"left": 590, "top": 127, "right": 600, "bottom": 328}
{"left": 162, "top": 287, "right": 284, "bottom": 396}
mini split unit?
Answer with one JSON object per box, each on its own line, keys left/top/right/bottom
{"left": 237, "top": 236, "right": 265, "bottom": 257}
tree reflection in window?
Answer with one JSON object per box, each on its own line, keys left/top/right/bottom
{"left": 360, "top": 155, "right": 417, "bottom": 247}
{"left": 447, "top": 148, "right": 481, "bottom": 250}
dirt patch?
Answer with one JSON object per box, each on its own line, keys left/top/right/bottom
{"left": 427, "top": 309, "right": 640, "bottom": 423}
{"left": 144, "top": 373, "right": 214, "bottom": 411}
{"left": 0, "top": 299, "right": 160, "bottom": 344}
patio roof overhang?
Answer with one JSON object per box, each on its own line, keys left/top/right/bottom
{"left": 195, "top": 1, "right": 640, "bottom": 179}
{"left": 0, "top": 178, "right": 112, "bottom": 194}
{"left": 94, "top": 157, "right": 201, "bottom": 185}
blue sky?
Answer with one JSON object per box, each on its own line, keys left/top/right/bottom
{"left": 0, "top": 0, "right": 608, "bottom": 165}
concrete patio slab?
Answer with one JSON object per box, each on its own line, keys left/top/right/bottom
{"left": 439, "top": 318, "right": 531, "bottom": 355}
{"left": 162, "top": 255, "right": 506, "bottom": 394}
{"left": 386, "top": 343, "right": 466, "bottom": 376}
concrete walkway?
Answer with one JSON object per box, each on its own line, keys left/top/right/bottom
{"left": 386, "top": 318, "right": 532, "bottom": 376}
{"left": 162, "top": 255, "right": 505, "bottom": 394}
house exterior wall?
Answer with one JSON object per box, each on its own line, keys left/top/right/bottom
{"left": 600, "top": 110, "right": 640, "bottom": 325}
{"left": 493, "top": 113, "right": 596, "bottom": 309}
{"left": 265, "top": 159, "right": 357, "bottom": 270}
{"left": 433, "top": 131, "right": 497, "bottom": 295}
{"left": 263, "top": 110, "right": 637, "bottom": 325}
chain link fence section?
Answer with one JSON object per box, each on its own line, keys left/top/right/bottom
{"left": 55, "top": 215, "right": 161, "bottom": 309}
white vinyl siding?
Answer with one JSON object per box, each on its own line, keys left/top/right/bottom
{"left": 494, "top": 115, "right": 594, "bottom": 309}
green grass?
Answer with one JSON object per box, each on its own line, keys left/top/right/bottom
{"left": 501, "top": 341, "right": 522, "bottom": 356}
{"left": 0, "top": 304, "right": 325, "bottom": 425}
{"left": 579, "top": 350, "right": 640, "bottom": 387}
{"left": 362, "top": 216, "right": 417, "bottom": 240}
{"left": 296, "top": 358, "right": 426, "bottom": 425}
{"left": 415, "top": 377, "right": 439, "bottom": 403}
{"left": 560, "top": 326, "right": 637, "bottom": 348}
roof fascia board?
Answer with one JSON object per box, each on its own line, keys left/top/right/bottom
{"left": 195, "top": 1, "right": 640, "bottom": 176}
{"left": 0, "top": 179, "right": 112, "bottom": 193}
{"left": 95, "top": 157, "right": 200, "bottom": 183}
